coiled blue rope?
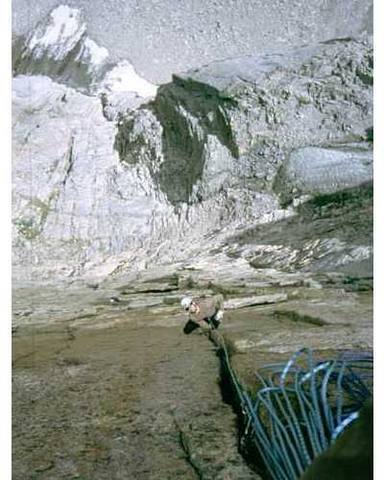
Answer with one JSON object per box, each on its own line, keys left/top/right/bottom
{"left": 219, "top": 344, "right": 372, "bottom": 480}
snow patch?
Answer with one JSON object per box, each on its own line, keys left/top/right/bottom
{"left": 82, "top": 38, "right": 109, "bottom": 66}
{"left": 99, "top": 61, "right": 158, "bottom": 98}
{"left": 28, "top": 5, "right": 86, "bottom": 60}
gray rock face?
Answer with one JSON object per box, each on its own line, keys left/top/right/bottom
{"left": 12, "top": 0, "right": 372, "bottom": 84}
{"left": 118, "top": 37, "right": 372, "bottom": 204}
{"left": 225, "top": 181, "right": 373, "bottom": 277}
{"left": 12, "top": 75, "right": 172, "bottom": 280}
{"left": 12, "top": 74, "right": 281, "bottom": 281}
{"left": 12, "top": 35, "right": 373, "bottom": 282}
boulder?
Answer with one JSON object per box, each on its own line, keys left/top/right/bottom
{"left": 274, "top": 144, "right": 373, "bottom": 204}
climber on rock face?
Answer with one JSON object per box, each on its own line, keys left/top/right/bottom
{"left": 180, "top": 295, "right": 224, "bottom": 334}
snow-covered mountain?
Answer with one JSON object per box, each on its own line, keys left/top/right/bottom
{"left": 13, "top": 4, "right": 158, "bottom": 101}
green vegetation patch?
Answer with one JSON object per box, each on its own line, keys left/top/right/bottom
{"left": 14, "top": 217, "right": 40, "bottom": 240}
{"left": 301, "top": 182, "right": 373, "bottom": 211}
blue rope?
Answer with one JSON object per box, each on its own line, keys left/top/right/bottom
{"left": 218, "top": 341, "right": 372, "bottom": 480}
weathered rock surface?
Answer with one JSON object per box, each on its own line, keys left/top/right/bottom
{"left": 113, "top": 37, "right": 372, "bottom": 283}
{"left": 223, "top": 288, "right": 372, "bottom": 379}
{"left": 11, "top": 73, "right": 285, "bottom": 281}
{"left": 13, "top": 320, "right": 261, "bottom": 480}
{"left": 12, "top": 271, "right": 372, "bottom": 478}
{"left": 142, "top": 38, "right": 372, "bottom": 203}
{"left": 12, "top": 75, "right": 173, "bottom": 281}
{"left": 12, "top": 238, "right": 372, "bottom": 477}
{"left": 13, "top": 33, "right": 372, "bottom": 286}
{"left": 226, "top": 181, "right": 373, "bottom": 278}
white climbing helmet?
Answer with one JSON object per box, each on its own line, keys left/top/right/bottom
{"left": 181, "top": 296, "right": 193, "bottom": 310}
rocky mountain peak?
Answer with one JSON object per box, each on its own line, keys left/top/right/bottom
{"left": 13, "top": 3, "right": 158, "bottom": 99}
{"left": 27, "top": 5, "right": 87, "bottom": 60}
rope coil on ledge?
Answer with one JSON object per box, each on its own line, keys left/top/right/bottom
{"left": 210, "top": 331, "right": 372, "bottom": 480}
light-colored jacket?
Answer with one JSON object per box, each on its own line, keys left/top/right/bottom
{"left": 188, "top": 294, "right": 224, "bottom": 325}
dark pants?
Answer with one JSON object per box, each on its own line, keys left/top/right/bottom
{"left": 183, "top": 316, "right": 220, "bottom": 334}
{"left": 183, "top": 319, "right": 200, "bottom": 334}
